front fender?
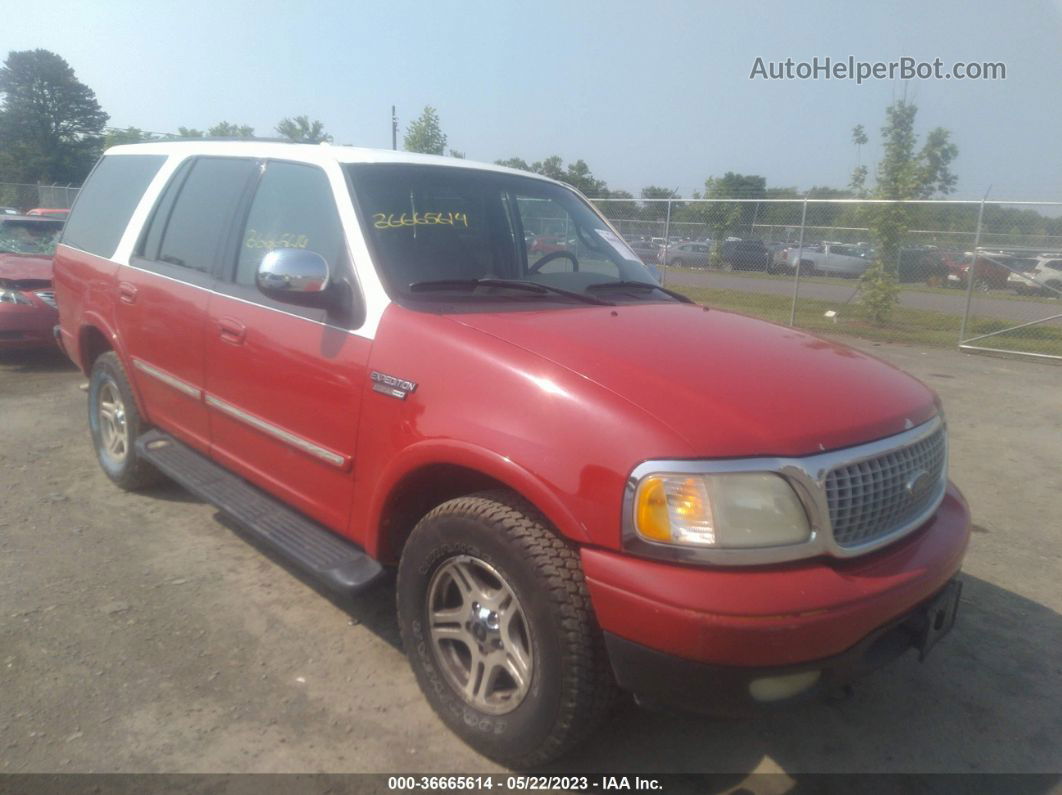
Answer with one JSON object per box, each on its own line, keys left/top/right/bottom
{"left": 366, "top": 438, "right": 593, "bottom": 559}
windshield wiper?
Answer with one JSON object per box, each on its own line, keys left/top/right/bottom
{"left": 585, "top": 280, "right": 695, "bottom": 304}
{"left": 408, "top": 278, "right": 613, "bottom": 306}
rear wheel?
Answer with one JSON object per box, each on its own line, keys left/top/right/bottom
{"left": 88, "top": 352, "right": 163, "bottom": 490}
{"left": 397, "top": 491, "right": 616, "bottom": 767}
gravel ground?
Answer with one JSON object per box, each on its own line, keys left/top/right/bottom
{"left": 0, "top": 341, "right": 1059, "bottom": 777}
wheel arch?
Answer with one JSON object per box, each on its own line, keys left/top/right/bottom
{"left": 78, "top": 323, "right": 113, "bottom": 375}
{"left": 78, "top": 318, "right": 150, "bottom": 422}
{"left": 368, "top": 441, "right": 592, "bottom": 565}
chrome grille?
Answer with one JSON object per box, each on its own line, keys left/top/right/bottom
{"left": 826, "top": 426, "right": 946, "bottom": 547}
{"left": 35, "top": 290, "right": 57, "bottom": 309}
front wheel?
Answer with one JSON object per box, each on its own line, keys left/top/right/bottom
{"left": 397, "top": 491, "right": 616, "bottom": 767}
{"left": 88, "top": 352, "right": 163, "bottom": 490}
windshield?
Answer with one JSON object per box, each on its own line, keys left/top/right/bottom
{"left": 0, "top": 219, "right": 63, "bottom": 255}
{"left": 346, "top": 164, "right": 667, "bottom": 305}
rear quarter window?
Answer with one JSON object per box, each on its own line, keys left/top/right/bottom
{"left": 61, "top": 154, "right": 166, "bottom": 258}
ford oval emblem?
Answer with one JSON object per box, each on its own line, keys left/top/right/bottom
{"left": 905, "top": 469, "right": 934, "bottom": 500}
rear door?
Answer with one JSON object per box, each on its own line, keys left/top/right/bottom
{"left": 203, "top": 159, "right": 369, "bottom": 533}
{"left": 119, "top": 156, "right": 258, "bottom": 452}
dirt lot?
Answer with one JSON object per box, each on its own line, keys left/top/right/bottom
{"left": 1, "top": 340, "right": 1059, "bottom": 777}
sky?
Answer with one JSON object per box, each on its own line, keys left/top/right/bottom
{"left": 5, "top": 0, "right": 1062, "bottom": 201}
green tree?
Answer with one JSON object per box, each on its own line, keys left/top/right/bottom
{"left": 177, "top": 126, "right": 204, "bottom": 138}
{"left": 597, "top": 189, "right": 637, "bottom": 223}
{"left": 495, "top": 154, "right": 610, "bottom": 197}
{"left": 530, "top": 155, "right": 565, "bottom": 181}
{"left": 275, "top": 115, "right": 332, "bottom": 143}
{"left": 640, "top": 186, "right": 680, "bottom": 221}
{"left": 207, "top": 121, "right": 255, "bottom": 138}
{"left": 853, "top": 99, "right": 959, "bottom": 322}
{"left": 561, "top": 159, "right": 608, "bottom": 197}
{"left": 0, "top": 49, "right": 108, "bottom": 184}
{"left": 850, "top": 124, "right": 869, "bottom": 196}
{"left": 700, "top": 173, "right": 766, "bottom": 257}
{"left": 495, "top": 157, "right": 531, "bottom": 171}
{"left": 103, "top": 126, "right": 160, "bottom": 148}
{"left": 403, "top": 106, "right": 447, "bottom": 155}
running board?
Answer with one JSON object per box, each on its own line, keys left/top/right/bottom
{"left": 136, "top": 429, "right": 384, "bottom": 597}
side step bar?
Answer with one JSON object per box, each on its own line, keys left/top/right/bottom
{"left": 136, "top": 429, "right": 384, "bottom": 597}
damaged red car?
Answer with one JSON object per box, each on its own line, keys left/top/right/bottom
{"left": 0, "top": 216, "right": 64, "bottom": 350}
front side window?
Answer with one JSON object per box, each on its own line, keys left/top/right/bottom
{"left": 347, "top": 164, "right": 666, "bottom": 307}
{"left": 235, "top": 161, "right": 345, "bottom": 286}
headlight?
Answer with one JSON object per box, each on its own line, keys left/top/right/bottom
{"left": 632, "top": 472, "right": 811, "bottom": 549}
{"left": 0, "top": 289, "right": 33, "bottom": 305}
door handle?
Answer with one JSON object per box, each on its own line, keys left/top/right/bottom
{"left": 217, "top": 316, "right": 247, "bottom": 345}
{"left": 118, "top": 282, "right": 138, "bottom": 304}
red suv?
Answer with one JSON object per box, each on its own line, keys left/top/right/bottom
{"left": 54, "top": 142, "right": 970, "bottom": 766}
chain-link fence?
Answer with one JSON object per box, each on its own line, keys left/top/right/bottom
{"left": 590, "top": 197, "right": 1062, "bottom": 361}
{"left": 0, "top": 182, "right": 80, "bottom": 212}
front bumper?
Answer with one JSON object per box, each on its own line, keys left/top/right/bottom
{"left": 584, "top": 483, "right": 970, "bottom": 699}
{"left": 605, "top": 578, "right": 961, "bottom": 715}
{"left": 0, "top": 301, "right": 58, "bottom": 350}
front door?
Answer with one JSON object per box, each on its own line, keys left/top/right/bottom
{"left": 204, "top": 160, "right": 369, "bottom": 533}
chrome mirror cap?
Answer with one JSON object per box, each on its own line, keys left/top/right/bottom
{"left": 256, "top": 248, "right": 330, "bottom": 296}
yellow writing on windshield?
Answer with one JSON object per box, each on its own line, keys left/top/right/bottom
{"left": 373, "top": 211, "right": 469, "bottom": 230}
{"left": 244, "top": 229, "right": 310, "bottom": 250}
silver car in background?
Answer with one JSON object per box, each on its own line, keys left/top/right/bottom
{"left": 787, "top": 242, "right": 871, "bottom": 277}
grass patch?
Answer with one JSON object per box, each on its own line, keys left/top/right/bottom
{"left": 679, "top": 285, "right": 1062, "bottom": 355}
{"left": 661, "top": 266, "right": 1061, "bottom": 305}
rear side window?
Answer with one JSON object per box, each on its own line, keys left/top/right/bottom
{"left": 149, "top": 157, "right": 257, "bottom": 273}
{"left": 61, "top": 154, "right": 165, "bottom": 258}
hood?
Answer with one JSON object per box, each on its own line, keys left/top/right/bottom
{"left": 450, "top": 303, "right": 937, "bottom": 457}
{"left": 0, "top": 253, "right": 53, "bottom": 285}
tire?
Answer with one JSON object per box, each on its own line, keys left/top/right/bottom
{"left": 397, "top": 490, "right": 616, "bottom": 767}
{"left": 88, "top": 351, "right": 163, "bottom": 490}
{"left": 670, "top": 258, "right": 684, "bottom": 268}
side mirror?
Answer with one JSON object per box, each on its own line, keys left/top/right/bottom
{"left": 256, "top": 248, "right": 331, "bottom": 308}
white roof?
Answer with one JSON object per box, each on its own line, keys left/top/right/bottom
{"left": 104, "top": 141, "right": 562, "bottom": 186}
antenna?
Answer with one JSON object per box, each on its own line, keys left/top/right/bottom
{"left": 392, "top": 106, "right": 398, "bottom": 150}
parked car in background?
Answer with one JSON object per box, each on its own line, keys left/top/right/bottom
{"left": 627, "top": 238, "right": 661, "bottom": 263}
{"left": 660, "top": 241, "right": 711, "bottom": 267}
{"left": 0, "top": 216, "right": 64, "bottom": 350}
{"left": 1, "top": 206, "right": 20, "bottom": 215}
{"left": 720, "top": 239, "right": 771, "bottom": 271}
{"left": 788, "top": 242, "right": 870, "bottom": 277}
{"left": 949, "top": 251, "right": 1034, "bottom": 291}
{"left": 528, "top": 235, "right": 563, "bottom": 254}
{"left": 26, "top": 208, "right": 70, "bottom": 219}
{"left": 765, "top": 242, "right": 795, "bottom": 273}
{"left": 1007, "top": 256, "right": 1062, "bottom": 296}
{"left": 897, "top": 246, "right": 950, "bottom": 285}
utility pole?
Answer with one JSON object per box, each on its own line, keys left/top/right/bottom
{"left": 391, "top": 106, "right": 398, "bottom": 150}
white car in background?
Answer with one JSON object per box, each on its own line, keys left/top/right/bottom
{"left": 1007, "top": 255, "right": 1062, "bottom": 296}
{"left": 787, "top": 242, "right": 872, "bottom": 277}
